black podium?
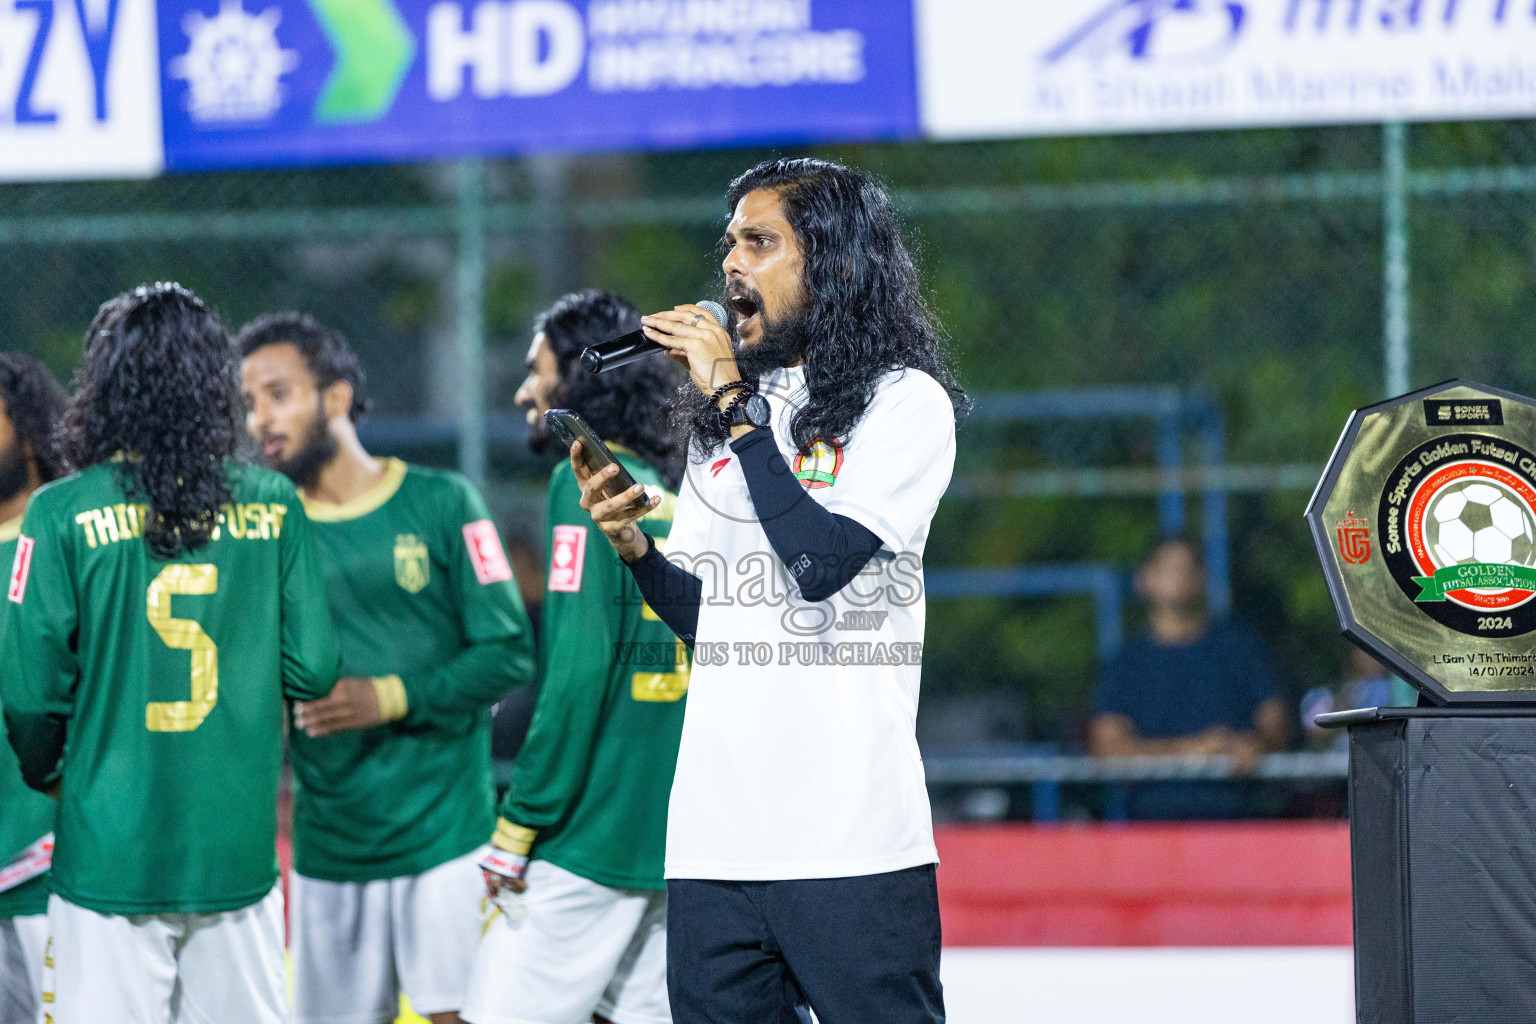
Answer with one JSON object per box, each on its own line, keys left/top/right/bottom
{"left": 1320, "top": 707, "right": 1536, "bottom": 1023}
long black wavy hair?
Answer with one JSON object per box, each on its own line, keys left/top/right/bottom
{"left": 58, "top": 283, "right": 241, "bottom": 558}
{"left": 0, "top": 352, "right": 68, "bottom": 484}
{"left": 536, "top": 289, "right": 685, "bottom": 488}
{"left": 686, "top": 157, "right": 969, "bottom": 457}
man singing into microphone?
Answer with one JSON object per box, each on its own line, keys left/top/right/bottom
{"left": 572, "top": 157, "right": 967, "bottom": 1023}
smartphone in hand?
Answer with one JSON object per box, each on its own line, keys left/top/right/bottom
{"left": 545, "top": 409, "right": 647, "bottom": 512}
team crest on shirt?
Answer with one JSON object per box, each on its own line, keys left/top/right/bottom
{"left": 394, "top": 534, "right": 430, "bottom": 593}
{"left": 793, "top": 439, "right": 843, "bottom": 490}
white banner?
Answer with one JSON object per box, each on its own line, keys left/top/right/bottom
{"left": 943, "top": 948, "right": 1352, "bottom": 1024}
{"left": 917, "top": 0, "right": 1536, "bottom": 139}
{"left": 0, "top": 0, "right": 162, "bottom": 180}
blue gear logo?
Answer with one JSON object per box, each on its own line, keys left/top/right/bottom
{"left": 171, "top": 0, "right": 299, "bottom": 123}
{"left": 1044, "top": 0, "right": 1246, "bottom": 65}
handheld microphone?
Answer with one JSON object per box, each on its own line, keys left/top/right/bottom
{"left": 581, "top": 300, "right": 727, "bottom": 374}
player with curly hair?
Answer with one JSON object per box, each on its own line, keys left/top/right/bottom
{"left": 0, "top": 284, "right": 340, "bottom": 1024}
{"left": 465, "top": 290, "right": 687, "bottom": 1024}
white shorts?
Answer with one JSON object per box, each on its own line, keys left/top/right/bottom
{"left": 0, "top": 913, "right": 48, "bottom": 1024}
{"left": 41, "top": 885, "right": 286, "bottom": 1024}
{"left": 290, "top": 845, "right": 488, "bottom": 1024}
{"left": 462, "top": 859, "right": 670, "bottom": 1024}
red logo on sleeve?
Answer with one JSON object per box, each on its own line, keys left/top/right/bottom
{"left": 8, "top": 536, "right": 34, "bottom": 604}
{"left": 463, "top": 520, "right": 513, "bottom": 585}
{"left": 710, "top": 458, "right": 731, "bottom": 478}
{"left": 548, "top": 524, "right": 588, "bottom": 593}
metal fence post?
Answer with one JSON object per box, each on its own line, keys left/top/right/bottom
{"left": 1155, "top": 409, "right": 1185, "bottom": 537}
{"left": 1383, "top": 121, "right": 1411, "bottom": 399}
{"left": 455, "top": 157, "right": 488, "bottom": 487}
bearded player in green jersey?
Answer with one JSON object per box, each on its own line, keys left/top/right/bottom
{"left": 463, "top": 290, "right": 689, "bottom": 1024}
{"left": 0, "top": 284, "right": 341, "bottom": 1024}
{"left": 0, "top": 352, "right": 67, "bottom": 1023}
{"left": 238, "top": 313, "right": 535, "bottom": 1024}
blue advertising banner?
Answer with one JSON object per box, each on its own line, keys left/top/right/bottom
{"left": 157, "top": 0, "right": 919, "bottom": 170}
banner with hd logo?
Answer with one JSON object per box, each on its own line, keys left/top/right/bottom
{"left": 155, "top": 0, "right": 919, "bottom": 170}
{"left": 0, "top": 0, "right": 164, "bottom": 180}
{"left": 917, "top": 0, "right": 1536, "bottom": 140}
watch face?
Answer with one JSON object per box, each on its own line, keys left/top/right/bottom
{"left": 744, "top": 393, "right": 771, "bottom": 427}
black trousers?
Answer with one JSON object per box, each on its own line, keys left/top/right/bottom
{"left": 666, "top": 865, "right": 945, "bottom": 1024}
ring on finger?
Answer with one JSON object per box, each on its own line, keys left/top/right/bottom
{"left": 690, "top": 313, "right": 703, "bottom": 326}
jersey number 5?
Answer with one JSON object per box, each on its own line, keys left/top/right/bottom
{"left": 145, "top": 564, "right": 219, "bottom": 732}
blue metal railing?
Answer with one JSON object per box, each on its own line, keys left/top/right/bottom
{"left": 961, "top": 387, "right": 1231, "bottom": 616}
{"left": 926, "top": 565, "right": 1124, "bottom": 662}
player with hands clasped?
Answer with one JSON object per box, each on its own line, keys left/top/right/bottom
{"left": 240, "top": 313, "right": 535, "bottom": 1024}
{"left": 463, "top": 291, "right": 688, "bottom": 1024}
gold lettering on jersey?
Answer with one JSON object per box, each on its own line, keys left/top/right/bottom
{"left": 221, "top": 504, "right": 247, "bottom": 539}
{"left": 75, "top": 501, "right": 287, "bottom": 547}
{"left": 75, "top": 504, "right": 148, "bottom": 548}
{"left": 631, "top": 638, "right": 691, "bottom": 702}
{"left": 122, "top": 503, "right": 144, "bottom": 539}
{"left": 145, "top": 563, "right": 219, "bottom": 733}
{"left": 74, "top": 511, "right": 95, "bottom": 548}
{"left": 395, "top": 534, "right": 430, "bottom": 594}
{"left": 89, "top": 506, "right": 118, "bottom": 545}
{"left": 207, "top": 503, "right": 288, "bottom": 543}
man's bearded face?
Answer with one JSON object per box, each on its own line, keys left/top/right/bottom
{"left": 268, "top": 397, "right": 337, "bottom": 489}
{"left": 727, "top": 280, "right": 807, "bottom": 382}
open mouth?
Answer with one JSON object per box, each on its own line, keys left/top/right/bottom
{"left": 729, "top": 294, "right": 760, "bottom": 330}
{"left": 261, "top": 437, "right": 285, "bottom": 459}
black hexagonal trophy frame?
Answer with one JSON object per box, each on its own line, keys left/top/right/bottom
{"left": 1306, "top": 379, "right": 1536, "bottom": 706}
{"left": 1311, "top": 382, "right": 1536, "bottom": 1024}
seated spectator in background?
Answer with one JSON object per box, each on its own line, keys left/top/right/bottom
{"left": 1088, "top": 538, "right": 1288, "bottom": 819}
{"left": 1299, "top": 647, "right": 1418, "bottom": 751}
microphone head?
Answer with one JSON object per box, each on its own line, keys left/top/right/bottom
{"left": 696, "top": 300, "right": 727, "bottom": 329}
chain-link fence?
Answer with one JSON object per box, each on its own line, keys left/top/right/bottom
{"left": 5, "top": 119, "right": 1536, "bottom": 749}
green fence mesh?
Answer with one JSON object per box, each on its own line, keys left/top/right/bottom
{"left": 4, "top": 119, "right": 1535, "bottom": 744}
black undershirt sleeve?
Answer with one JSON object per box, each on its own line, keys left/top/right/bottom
{"left": 624, "top": 428, "right": 885, "bottom": 646}
{"left": 625, "top": 537, "right": 702, "bottom": 649}
{"left": 729, "top": 427, "right": 884, "bottom": 603}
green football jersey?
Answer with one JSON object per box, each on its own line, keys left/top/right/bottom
{"left": 291, "top": 459, "right": 535, "bottom": 882}
{"left": 495, "top": 452, "right": 688, "bottom": 891}
{"left": 0, "top": 461, "right": 340, "bottom": 916}
{"left": 0, "top": 516, "right": 53, "bottom": 919}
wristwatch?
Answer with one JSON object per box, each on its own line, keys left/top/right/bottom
{"left": 725, "top": 392, "right": 772, "bottom": 429}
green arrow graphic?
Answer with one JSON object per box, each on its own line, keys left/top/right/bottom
{"left": 308, "top": 0, "right": 415, "bottom": 124}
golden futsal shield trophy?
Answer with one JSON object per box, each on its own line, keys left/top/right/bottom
{"left": 1306, "top": 380, "right": 1536, "bottom": 705}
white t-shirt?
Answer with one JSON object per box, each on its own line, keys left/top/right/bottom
{"left": 662, "top": 363, "right": 956, "bottom": 881}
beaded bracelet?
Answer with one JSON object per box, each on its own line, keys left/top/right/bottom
{"left": 708, "top": 380, "right": 754, "bottom": 408}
